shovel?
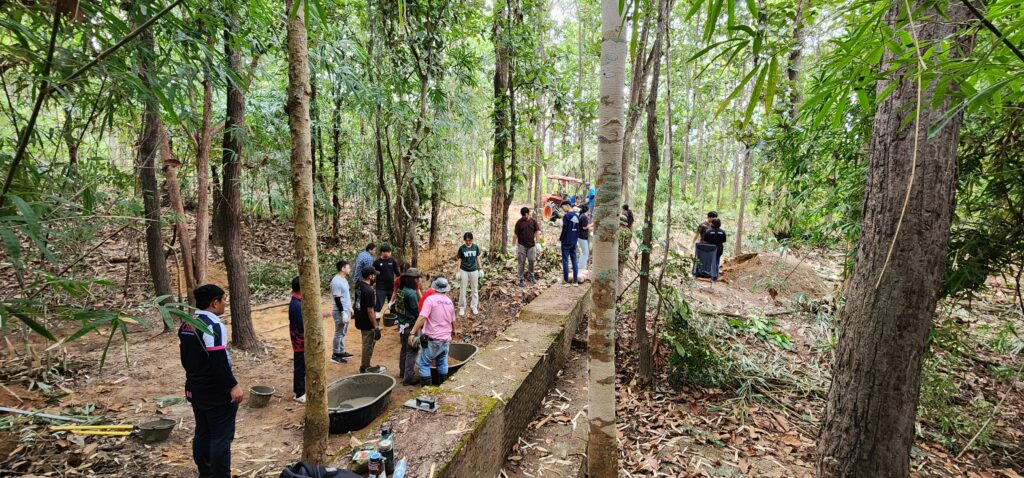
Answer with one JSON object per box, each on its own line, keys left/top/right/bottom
{"left": 49, "top": 424, "right": 134, "bottom": 436}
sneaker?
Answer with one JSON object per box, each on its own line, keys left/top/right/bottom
{"left": 517, "top": 278, "right": 525, "bottom": 287}
{"left": 459, "top": 308, "right": 466, "bottom": 317}
{"left": 472, "top": 308, "right": 479, "bottom": 315}
{"left": 340, "top": 352, "right": 354, "bottom": 359}
{"left": 563, "top": 282, "right": 571, "bottom": 288}
{"left": 528, "top": 276, "right": 537, "bottom": 285}
{"left": 573, "top": 281, "right": 580, "bottom": 287}
{"left": 331, "top": 355, "right": 347, "bottom": 364}
{"left": 295, "top": 395, "right": 306, "bottom": 404}
{"left": 365, "top": 365, "right": 386, "bottom": 374}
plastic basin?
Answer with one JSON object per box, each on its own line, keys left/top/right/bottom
{"left": 327, "top": 374, "right": 396, "bottom": 434}
{"left": 138, "top": 418, "right": 176, "bottom": 443}
{"left": 430, "top": 342, "right": 479, "bottom": 383}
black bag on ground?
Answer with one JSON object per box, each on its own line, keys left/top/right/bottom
{"left": 279, "top": 462, "right": 360, "bottom": 478}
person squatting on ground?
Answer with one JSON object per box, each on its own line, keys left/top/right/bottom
{"left": 409, "top": 277, "right": 457, "bottom": 386}
{"left": 559, "top": 200, "right": 581, "bottom": 286}
{"left": 455, "top": 232, "right": 484, "bottom": 316}
{"left": 354, "top": 266, "right": 384, "bottom": 373}
{"left": 577, "top": 205, "right": 592, "bottom": 278}
{"left": 373, "top": 245, "right": 399, "bottom": 313}
{"left": 178, "top": 284, "right": 243, "bottom": 478}
{"left": 513, "top": 207, "right": 541, "bottom": 287}
{"left": 288, "top": 277, "right": 307, "bottom": 403}
{"left": 352, "top": 243, "right": 375, "bottom": 284}
{"left": 394, "top": 268, "right": 422, "bottom": 385}
{"left": 329, "top": 261, "right": 354, "bottom": 364}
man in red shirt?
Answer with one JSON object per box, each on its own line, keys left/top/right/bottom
{"left": 512, "top": 207, "right": 541, "bottom": 286}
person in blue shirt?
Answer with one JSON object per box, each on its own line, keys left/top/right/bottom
{"left": 352, "top": 243, "right": 376, "bottom": 284}
{"left": 178, "top": 284, "right": 243, "bottom": 478}
{"left": 558, "top": 200, "right": 581, "bottom": 286}
{"left": 586, "top": 182, "right": 596, "bottom": 212}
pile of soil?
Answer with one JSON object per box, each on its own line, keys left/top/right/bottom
{"left": 720, "top": 252, "right": 833, "bottom": 299}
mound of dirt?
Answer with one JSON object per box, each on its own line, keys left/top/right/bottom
{"left": 720, "top": 252, "right": 832, "bottom": 299}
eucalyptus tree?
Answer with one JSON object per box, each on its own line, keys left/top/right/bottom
{"left": 589, "top": 0, "right": 627, "bottom": 474}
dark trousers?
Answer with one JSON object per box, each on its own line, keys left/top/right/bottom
{"left": 398, "top": 329, "right": 419, "bottom": 384}
{"left": 561, "top": 245, "right": 579, "bottom": 283}
{"left": 374, "top": 289, "right": 392, "bottom": 313}
{"left": 293, "top": 351, "right": 306, "bottom": 398}
{"left": 191, "top": 400, "right": 238, "bottom": 478}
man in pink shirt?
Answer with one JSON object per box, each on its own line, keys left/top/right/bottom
{"left": 409, "top": 277, "right": 456, "bottom": 385}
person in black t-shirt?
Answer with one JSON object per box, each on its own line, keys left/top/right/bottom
{"left": 701, "top": 218, "right": 727, "bottom": 280}
{"left": 373, "top": 244, "right": 399, "bottom": 313}
{"left": 578, "top": 205, "right": 592, "bottom": 278}
{"left": 354, "top": 266, "right": 384, "bottom": 373}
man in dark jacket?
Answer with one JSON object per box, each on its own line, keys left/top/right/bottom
{"left": 559, "top": 200, "right": 581, "bottom": 286}
{"left": 179, "top": 284, "right": 243, "bottom": 478}
{"left": 288, "top": 277, "right": 307, "bottom": 403}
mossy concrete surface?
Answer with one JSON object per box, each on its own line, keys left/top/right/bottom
{"left": 336, "top": 284, "right": 591, "bottom": 477}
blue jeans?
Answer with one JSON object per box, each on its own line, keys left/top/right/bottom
{"left": 417, "top": 337, "right": 449, "bottom": 380}
{"left": 578, "top": 239, "right": 590, "bottom": 272}
{"left": 561, "top": 245, "right": 578, "bottom": 283}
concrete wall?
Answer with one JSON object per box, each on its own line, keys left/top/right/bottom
{"left": 339, "top": 284, "right": 591, "bottom": 477}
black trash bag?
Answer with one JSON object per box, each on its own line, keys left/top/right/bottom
{"left": 279, "top": 461, "right": 361, "bottom": 478}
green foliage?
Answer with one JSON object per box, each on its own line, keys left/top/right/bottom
{"left": 661, "top": 290, "right": 734, "bottom": 388}
{"left": 918, "top": 353, "right": 996, "bottom": 453}
{"left": 727, "top": 315, "right": 793, "bottom": 350}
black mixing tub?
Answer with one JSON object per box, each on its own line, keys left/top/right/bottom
{"left": 327, "top": 373, "right": 396, "bottom": 434}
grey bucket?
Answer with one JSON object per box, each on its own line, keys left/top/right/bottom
{"left": 248, "top": 385, "right": 276, "bottom": 408}
{"left": 138, "top": 418, "right": 176, "bottom": 443}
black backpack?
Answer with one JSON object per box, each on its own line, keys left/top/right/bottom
{"left": 279, "top": 462, "right": 360, "bottom": 478}
{"left": 703, "top": 227, "right": 727, "bottom": 245}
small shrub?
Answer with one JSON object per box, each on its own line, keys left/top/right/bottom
{"left": 661, "top": 292, "right": 733, "bottom": 388}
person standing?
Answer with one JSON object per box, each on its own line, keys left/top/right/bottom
{"left": 287, "top": 277, "right": 307, "bottom": 403}
{"left": 394, "top": 268, "right": 422, "bottom": 385}
{"left": 329, "top": 261, "right": 354, "bottom": 364}
{"left": 586, "top": 181, "right": 596, "bottom": 212}
{"left": 178, "top": 284, "right": 243, "bottom": 478}
{"left": 577, "top": 205, "right": 591, "bottom": 278}
{"left": 701, "top": 218, "right": 727, "bottom": 280}
{"left": 693, "top": 211, "right": 718, "bottom": 246}
{"left": 352, "top": 243, "right": 376, "bottom": 284}
{"left": 354, "top": 266, "right": 383, "bottom": 373}
{"left": 559, "top": 200, "right": 581, "bottom": 286}
{"left": 373, "top": 244, "right": 399, "bottom": 313}
{"left": 455, "top": 232, "right": 483, "bottom": 316}
{"left": 512, "top": 207, "right": 541, "bottom": 287}
{"left": 409, "top": 277, "right": 457, "bottom": 386}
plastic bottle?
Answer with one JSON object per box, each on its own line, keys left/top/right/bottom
{"left": 368, "top": 452, "right": 387, "bottom": 478}
{"left": 391, "top": 459, "right": 407, "bottom": 478}
{"left": 379, "top": 424, "right": 395, "bottom": 475}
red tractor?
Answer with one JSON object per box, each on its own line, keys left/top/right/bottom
{"left": 541, "top": 174, "right": 586, "bottom": 222}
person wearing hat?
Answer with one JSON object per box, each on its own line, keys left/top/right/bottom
{"left": 354, "top": 266, "right": 384, "bottom": 373}
{"left": 409, "top": 277, "right": 457, "bottom": 385}
{"left": 394, "top": 268, "right": 422, "bottom": 385}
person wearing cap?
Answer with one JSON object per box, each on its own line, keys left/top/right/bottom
{"left": 409, "top": 277, "right": 457, "bottom": 385}
{"left": 354, "top": 266, "right": 384, "bottom": 373}
{"left": 394, "top": 268, "right": 422, "bottom": 385}
{"left": 558, "top": 200, "right": 581, "bottom": 286}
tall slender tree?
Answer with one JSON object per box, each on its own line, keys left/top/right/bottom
{"left": 220, "top": 6, "right": 257, "bottom": 349}
{"left": 133, "top": 4, "right": 172, "bottom": 307}
{"left": 284, "top": 0, "right": 329, "bottom": 462}
{"left": 634, "top": 0, "right": 671, "bottom": 387}
{"left": 589, "top": 0, "right": 626, "bottom": 474}
{"left": 489, "top": 0, "right": 513, "bottom": 255}
{"left": 816, "top": 2, "right": 973, "bottom": 475}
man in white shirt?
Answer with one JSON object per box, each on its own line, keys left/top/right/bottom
{"left": 329, "top": 261, "right": 354, "bottom": 364}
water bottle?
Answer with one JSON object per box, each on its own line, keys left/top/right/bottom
{"left": 368, "top": 452, "right": 386, "bottom": 478}
{"left": 379, "top": 424, "right": 395, "bottom": 475}
{"left": 392, "top": 459, "right": 407, "bottom": 478}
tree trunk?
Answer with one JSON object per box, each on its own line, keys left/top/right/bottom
{"left": 590, "top": 0, "right": 626, "bottom": 474}
{"left": 211, "top": 161, "right": 224, "bottom": 248}
{"left": 429, "top": 173, "right": 441, "bottom": 248}
{"left": 373, "top": 117, "right": 392, "bottom": 240}
{"left": 331, "top": 93, "right": 342, "bottom": 243}
{"left": 285, "top": 0, "right": 329, "bottom": 462}
{"left": 161, "top": 124, "right": 196, "bottom": 305}
{"left": 731, "top": 146, "right": 740, "bottom": 199}
{"left": 577, "top": 0, "right": 585, "bottom": 176}
{"left": 716, "top": 144, "right": 725, "bottom": 209}
{"left": 635, "top": 0, "right": 670, "bottom": 388}
{"left": 135, "top": 12, "right": 173, "bottom": 307}
{"left": 733, "top": 146, "right": 751, "bottom": 256}
{"left": 489, "top": 0, "right": 512, "bottom": 256}
{"left": 220, "top": 9, "right": 257, "bottom": 350}
{"left": 815, "top": 3, "right": 971, "bottom": 476}
{"left": 620, "top": 2, "right": 654, "bottom": 207}
{"left": 193, "top": 18, "right": 214, "bottom": 285}
{"left": 787, "top": 0, "right": 808, "bottom": 121}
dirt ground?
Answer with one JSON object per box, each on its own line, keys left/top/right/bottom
{"left": 0, "top": 200, "right": 572, "bottom": 477}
